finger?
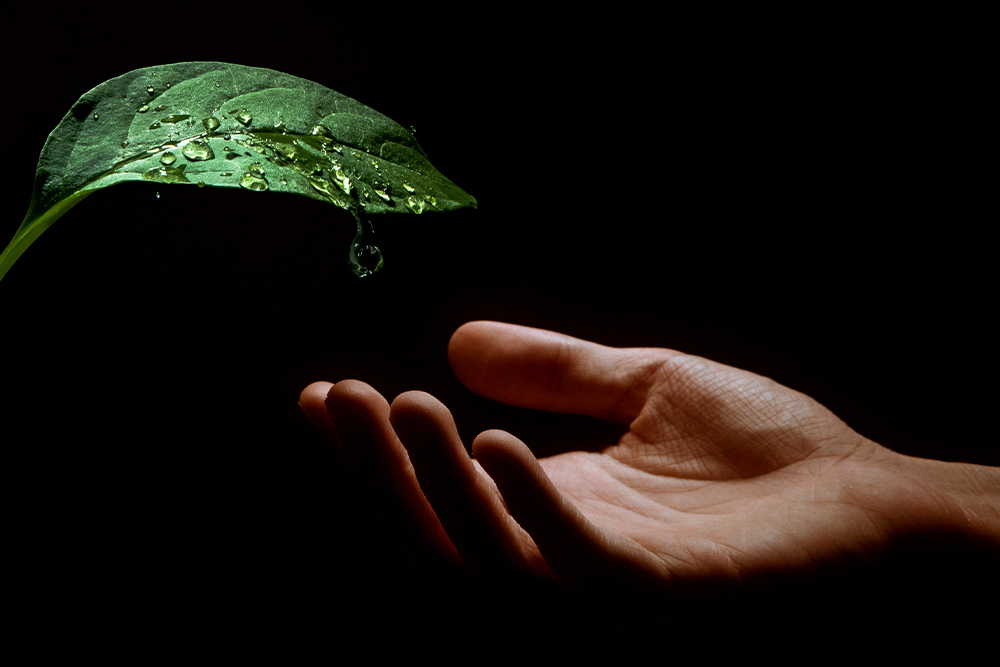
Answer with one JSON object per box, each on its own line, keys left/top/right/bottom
{"left": 321, "top": 380, "right": 462, "bottom": 567}
{"left": 299, "top": 381, "right": 337, "bottom": 445}
{"left": 472, "top": 430, "right": 671, "bottom": 593}
{"left": 448, "top": 321, "right": 679, "bottom": 425}
{"left": 389, "top": 391, "right": 553, "bottom": 582}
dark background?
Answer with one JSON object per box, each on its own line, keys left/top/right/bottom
{"left": 4, "top": 7, "right": 994, "bottom": 657}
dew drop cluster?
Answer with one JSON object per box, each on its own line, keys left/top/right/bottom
{"left": 119, "top": 98, "right": 451, "bottom": 277}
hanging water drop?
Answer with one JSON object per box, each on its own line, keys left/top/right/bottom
{"left": 348, "top": 208, "right": 383, "bottom": 278}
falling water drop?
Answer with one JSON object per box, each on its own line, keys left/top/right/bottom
{"left": 348, "top": 208, "right": 383, "bottom": 277}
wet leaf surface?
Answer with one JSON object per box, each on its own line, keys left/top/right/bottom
{"left": 1, "top": 61, "right": 476, "bottom": 280}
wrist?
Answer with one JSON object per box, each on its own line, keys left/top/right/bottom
{"left": 877, "top": 447, "right": 1000, "bottom": 547}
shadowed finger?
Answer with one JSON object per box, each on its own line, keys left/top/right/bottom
{"left": 472, "top": 429, "right": 672, "bottom": 593}
{"left": 318, "top": 380, "right": 461, "bottom": 567}
{"left": 390, "top": 391, "right": 553, "bottom": 583}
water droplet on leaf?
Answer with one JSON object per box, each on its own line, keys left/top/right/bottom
{"left": 405, "top": 195, "right": 428, "bottom": 214}
{"left": 239, "top": 171, "right": 269, "bottom": 191}
{"left": 182, "top": 140, "right": 214, "bottom": 161}
{"left": 159, "top": 151, "right": 177, "bottom": 165}
{"left": 203, "top": 117, "right": 220, "bottom": 131}
{"left": 330, "top": 163, "right": 352, "bottom": 195}
{"left": 137, "top": 104, "right": 149, "bottom": 113}
{"left": 143, "top": 164, "right": 190, "bottom": 184}
{"left": 373, "top": 180, "right": 391, "bottom": 202}
{"left": 236, "top": 108, "right": 252, "bottom": 126}
{"left": 147, "top": 86, "right": 155, "bottom": 94}
{"left": 274, "top": 142, "right": 298, "bottom": 161}
{"left": 159, "top": 114, "right": 191, "bottom": 124}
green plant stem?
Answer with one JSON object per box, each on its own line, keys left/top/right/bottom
{"left": 1, "top": 191, "right": 93, "bottom": 282}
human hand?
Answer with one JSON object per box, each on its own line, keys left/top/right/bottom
{"left": 298, "top": 321, "right": 999, "bottom": 598}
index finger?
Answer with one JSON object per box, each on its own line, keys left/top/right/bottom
{"left": 447, "top": 321, "right": 678, "bottom": 425}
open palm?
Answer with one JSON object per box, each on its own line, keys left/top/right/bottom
{"left": 299, "top": 321, "right": 937, "bottom": 595}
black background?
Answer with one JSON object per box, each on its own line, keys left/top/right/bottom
{"left": 4, "top": 7, "right": 994, "bottom": 657}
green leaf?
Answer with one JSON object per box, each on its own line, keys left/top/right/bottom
{"left": 1, "top": 61, "right": 477, "bottom": 281}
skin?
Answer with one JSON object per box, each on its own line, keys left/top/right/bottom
{"left": 297, "top": 320, "right": 1000, "bottom": 598}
